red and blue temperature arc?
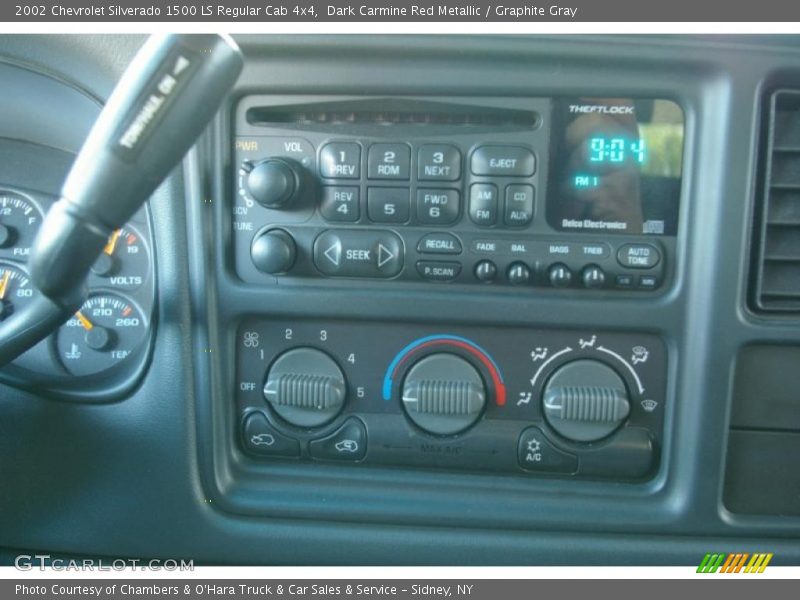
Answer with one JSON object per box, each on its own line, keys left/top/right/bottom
{"left": 382, "top": 334, "right": 506, "bottom": 406}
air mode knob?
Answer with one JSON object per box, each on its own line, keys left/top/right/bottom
{"left": 401, "top": 353, "right": 486, "bottom": 435}
{"left": 542, "top": 359, "right": 630, "bottom": 442}
{"left": 263, "top": 347, "right": 346, "bottom": 428}
{"left": 244, "top": 157, "right": 304, "bottom": 209}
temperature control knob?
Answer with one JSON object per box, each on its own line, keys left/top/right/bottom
{"left": 263, "top": 347, "right": 346, "bottom": 428}
{"left": 542, "top": 359, "right": 630, "bottom": 442}
{"left": 401, "top": 353, "right": 486, "bottom": 435}
{"left": 244, "top": 157, "right": 304, "bottom": 209}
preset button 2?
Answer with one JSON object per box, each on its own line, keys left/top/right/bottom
{"left": 368, "top": 143, "right": 411, "bottom": 180}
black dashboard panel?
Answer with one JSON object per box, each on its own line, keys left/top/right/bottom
{"left": 1, "top": 34, "right": 800, "bottom": 565}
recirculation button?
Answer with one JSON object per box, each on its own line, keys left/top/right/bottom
{"left": 242, "top": 411, "right": 300, "bottom": 458}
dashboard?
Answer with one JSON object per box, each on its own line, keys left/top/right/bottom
{"left": 1, "top": 34, "right": 799, "bottom": 565}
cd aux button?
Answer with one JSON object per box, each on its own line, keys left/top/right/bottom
{"left": 504, "top": 184, "right": 534, "bottom": 226}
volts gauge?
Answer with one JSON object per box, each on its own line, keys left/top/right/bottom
{"left": 57, "top": 293, "right": 147, "bottom": 376}
{"left": 90, "top": 225, "right": 150, "bottom": 291}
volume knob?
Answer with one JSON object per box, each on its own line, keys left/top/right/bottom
{"left": 245, "top": 157, "right": 304, "bottom": 209}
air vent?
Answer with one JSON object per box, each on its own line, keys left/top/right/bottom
{"left": 754, "top": 90, "right": 800, "bottom": 311}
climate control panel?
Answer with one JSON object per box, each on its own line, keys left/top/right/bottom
{"left": 236, "top": 320, "right": 666, "bottom": 480}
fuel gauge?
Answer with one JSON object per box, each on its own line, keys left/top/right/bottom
{"left": 0, "top": 191, "right": 43, "bottom": 260}
{"left": 90, "top": 225, "right": 149, "bottom": 292}
{"left": 57, "top": 293, "right": 148, "bottom": 376}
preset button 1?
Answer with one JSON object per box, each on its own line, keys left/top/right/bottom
{"left": 313, "top": 229, "right": 403, "bottom": 278}
{"left": 319, "top": 142, "right": 361, "bottom": 179}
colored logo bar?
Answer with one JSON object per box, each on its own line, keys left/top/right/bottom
{"left": 697, "top": 552, "right": 773, "bottom": 573}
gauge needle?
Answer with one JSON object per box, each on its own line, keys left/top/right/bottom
{"left": 103, "top": 229, "right": 122, "bottom": 255}
{"left": 0, "top": 270, "right": 10, "bottom": 300}
{"left": 75, "top": 311, "right": 94, "bottom": 330}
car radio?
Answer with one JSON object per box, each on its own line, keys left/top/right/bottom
{"left": 231, "top": 96, "right": 683, "bottom": 291}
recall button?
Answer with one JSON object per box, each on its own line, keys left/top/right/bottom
{"left": 417, "top": 232, "right": 462, "bottom": 255}
{"left": 313, "top": 229, "right": 403, "bottom": 278}
{"left": 617, "top": 243, "right": 661, "bottom": 269}
{"left": 471, "top": 145, "right": 536, "bottom": 177}
{"left": 417, "top": 261, "right": 462, "bottom": 281}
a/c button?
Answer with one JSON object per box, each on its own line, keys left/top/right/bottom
{"left": 518, "top": 427, "right": 577, "bottom": 474}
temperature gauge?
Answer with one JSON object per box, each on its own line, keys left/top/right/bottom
{"left": 90, "top": 225, "right": 149, "bottom": 291}
{"left": 0, "top": 261, "right": 36, "bottom": 320}
{"left": 0, "top": 191, "right": 43, "bottom": 260}
{"left": 57, "top": 293, "right": 147, "bottom": 376}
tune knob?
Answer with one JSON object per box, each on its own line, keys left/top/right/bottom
{"left": 251, "top": 229, "right": 296, "bottom": 274}
{"left": 244, "top": 157, "right": 304, "bottom": 209}
{"left": 263, "top": 347, "right": 346, "bottom": 428}
{"left": 401, "top": 353, "right": 486, "bottom": 435}
{"left": 542, "top": 359, "right": 630, "bottom": 442}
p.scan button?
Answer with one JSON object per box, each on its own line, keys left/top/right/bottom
{"left": 313, "top": 229, "right": 403, "bottom": 278}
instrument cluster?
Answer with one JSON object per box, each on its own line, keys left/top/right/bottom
{"left": 0, "top": 187, "right": 155, "bottom": 393}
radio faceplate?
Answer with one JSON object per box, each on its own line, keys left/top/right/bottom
{"left": 231, "top": 96, "right": 682, "bottom": 292}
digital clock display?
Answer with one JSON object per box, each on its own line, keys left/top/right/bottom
{"left": 547, "top": 98, "right": 684, "bottom": 235}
